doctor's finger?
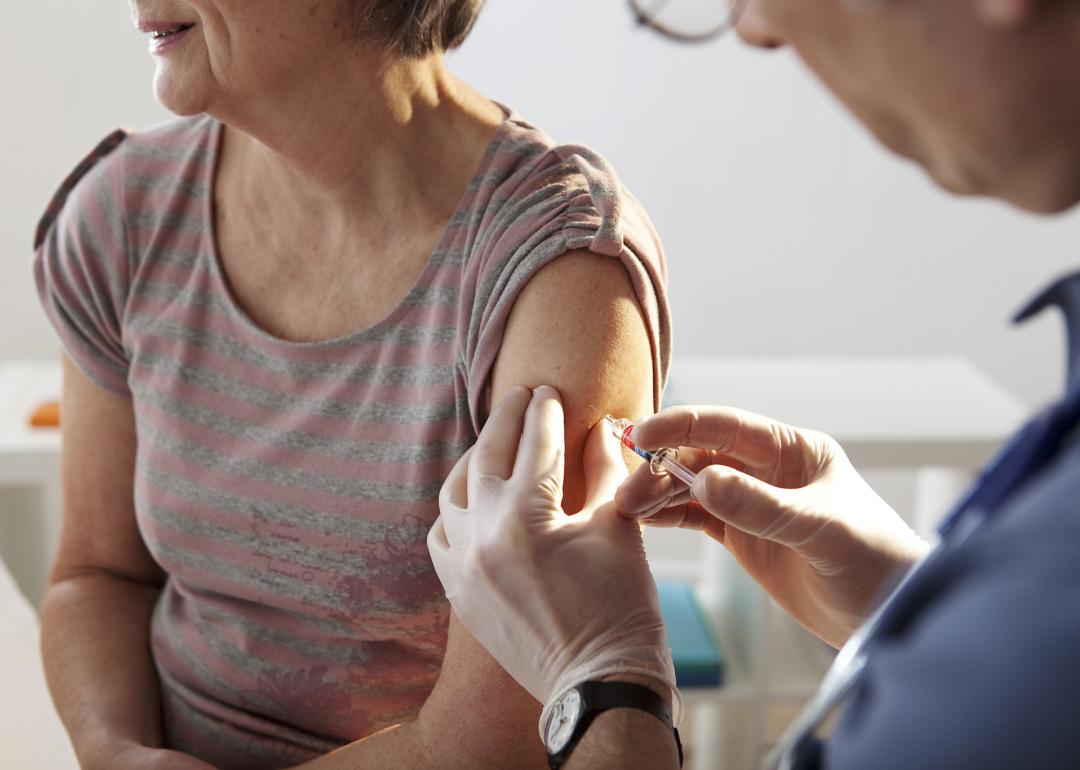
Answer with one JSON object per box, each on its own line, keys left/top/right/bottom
{"left": 427, "top": 518, "right": 463, "bottom": 598}
{"left": 641, "top": 500, "right": 724, "bottom": 539}
{"left": 692, "top": 465, "right": 820, "bottom": 548}
{"left": 616, "top": 468, "right": 682, "bottom": 518}
{"left": 470, "top": 386, "right": 532, "bottom": 485}
{"left": 582, "top": 418, "right": 629, "bottom": 513}
{"left": 632, "top": 406, "right": 806, "bottom": 470}
{"left": 513, "top": 386, "right": 566, "bottom": 496}
{"left": 438, "top": 453, "right": 475, "bottom": 550}
{"left": 629, "top": 491, "right": 695, "bottom": 525}
{"left": 440, "top": 447, "right": 472, "bottom": 510}
{"left": 615, "top": 446, "right": 741, "bottom": 517}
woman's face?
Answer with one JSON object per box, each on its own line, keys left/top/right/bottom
{"left": 129, "top": 0, "right": 356, "bottom": 116}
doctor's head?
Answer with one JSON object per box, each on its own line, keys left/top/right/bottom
{"left": 742, "top": 0, "right": 1080, "bottom": 213}
{"left": 637, "top": 0, "right": 1080, "bottom": 214}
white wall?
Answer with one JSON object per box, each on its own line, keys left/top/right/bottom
{"left": 4, "top": 0, "right": 1079, "bottom": 407}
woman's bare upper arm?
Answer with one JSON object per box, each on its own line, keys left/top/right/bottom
{"left": 488, "top": 248, "right": 656, "bottom": 511}
{"left": 51, "top": 354, "right": 163, "bottom": 587}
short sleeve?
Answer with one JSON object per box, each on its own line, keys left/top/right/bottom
{"left": 33, "top": 130, "right": 132, "bottom": 397}
{"left": 457, "top": 139, "right": 671, "bottom": 432}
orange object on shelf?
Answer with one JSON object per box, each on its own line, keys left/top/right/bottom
{"left": 29, "top": 401, "right": 61, "bottom": 428}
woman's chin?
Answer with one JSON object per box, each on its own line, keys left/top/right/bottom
{"left": 153, "top": 71, "right": 211, "bottom": 117}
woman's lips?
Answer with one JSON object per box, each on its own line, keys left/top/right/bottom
{"left": 138, "top": 21, "right": 197, "bottom": 53}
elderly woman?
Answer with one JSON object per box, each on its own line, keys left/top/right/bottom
{"left": 34, "top": 1, "right": 669, "bottom": 769}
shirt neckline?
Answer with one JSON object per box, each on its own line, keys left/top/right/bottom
{"left": 199, "top": 109, "right": 517, "bottom": 351}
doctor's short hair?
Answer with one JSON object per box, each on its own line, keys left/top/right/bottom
{"left": 355, "top": 0, "right": 486, "bottom": 57}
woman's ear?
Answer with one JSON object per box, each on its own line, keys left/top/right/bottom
{"left": 972, "top": 0, "right": 1039, "bottom": 27}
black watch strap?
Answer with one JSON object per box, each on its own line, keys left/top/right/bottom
{"left": 547, "top": 681, "right": 683, "bottom": 769}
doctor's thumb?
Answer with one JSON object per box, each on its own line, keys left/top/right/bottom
{"left": 691, "top": 465, "right": 807, "bottom": 547}
{"left": 582, "top": 418, "right": 630, "bottom": 512}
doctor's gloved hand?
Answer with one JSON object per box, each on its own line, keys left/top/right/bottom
{"left": 427, "top": 386, "right": 680, "bottom": 733}
{"left": 616, "top": 406, "right": 931, "bottom": 649}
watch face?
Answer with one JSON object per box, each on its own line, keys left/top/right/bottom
{"left": 545, "top": 688, "right": 583, "bottom": 754}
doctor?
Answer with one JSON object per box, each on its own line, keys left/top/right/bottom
{"left": 428, "top": 0, "right": 1080, "bottom": 768}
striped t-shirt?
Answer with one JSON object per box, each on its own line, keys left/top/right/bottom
{"left": 34, "top": 111, "right": 671, "bottom": 769}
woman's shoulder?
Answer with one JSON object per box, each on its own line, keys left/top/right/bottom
{"left": 34, "top": 115, "right": 217, "bottom": 252}
{"left": 470, "top": 111, "right": 663, "bottom": 263}
{"left": 486, "top": 114, "right": 623, "bottom": 211}
{"left": 33, "top": 129, "right": 128, "bottom": 252}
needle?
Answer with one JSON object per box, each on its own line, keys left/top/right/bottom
{"left": 604, "top": 415, "right": 698, "bottom": 487}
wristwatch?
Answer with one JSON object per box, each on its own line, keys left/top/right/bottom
{"left": 543, "top": 680, "right": 683, "bottom": 769}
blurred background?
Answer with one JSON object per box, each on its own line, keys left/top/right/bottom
{"left": 2, "top": 0, "right": 1077, "bottom": 767}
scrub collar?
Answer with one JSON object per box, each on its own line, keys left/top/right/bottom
{"left": 1014, "top": 270, "right": 1080, "bottom": 395}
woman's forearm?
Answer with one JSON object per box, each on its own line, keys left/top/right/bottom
{"left": 287, "top": 723, "right": 431, "bottom": 770}
{"left": 290, "top": 616, "right": 547, "bottom": 770}
{"left": 41, "top": 576, "right": 536, "bottom": 770}
{"left": 40, "top": 571, "right": 165, "bottom": 768}
{"left": 286, "top": 691, "right": 538, "bottom": 770}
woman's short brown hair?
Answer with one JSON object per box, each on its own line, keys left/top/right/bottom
{"left": 355, "top": 0, "right": 486, "bottom": 58}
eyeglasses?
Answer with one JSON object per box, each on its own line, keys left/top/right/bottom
{"left": 628, "top": 0, "right": 749, "bottom": 43}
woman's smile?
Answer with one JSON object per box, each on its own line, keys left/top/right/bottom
{"left": 136, "top": 19, "right": 197, "bottom": 54}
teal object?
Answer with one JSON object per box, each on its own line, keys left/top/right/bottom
{"left": 657, "top": 581, "right": 725, "bottom": 688}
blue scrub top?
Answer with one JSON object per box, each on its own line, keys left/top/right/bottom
{"left": 823, "top": 271, "right": 1080, "bottom": 769}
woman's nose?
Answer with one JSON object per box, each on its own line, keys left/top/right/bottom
{"left": 736, "top": 0, "right": 787, "bottom": 49}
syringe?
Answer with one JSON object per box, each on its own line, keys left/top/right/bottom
{"left": 604, "top": 415, "right": 698, "bottom": 487}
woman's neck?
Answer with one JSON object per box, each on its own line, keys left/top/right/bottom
{"left": 212, "top": 50, "right": 504, "bottom": 239}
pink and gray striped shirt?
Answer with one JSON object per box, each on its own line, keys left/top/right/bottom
{"left": 34, "top": 111, "right": 670, "bottom": 769}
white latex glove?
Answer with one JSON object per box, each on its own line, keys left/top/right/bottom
{"left": 616, "top": 405, "right": 931, "bottom": 649}
{"left": 428, "top": 386, "right": 681, "bottom": 736}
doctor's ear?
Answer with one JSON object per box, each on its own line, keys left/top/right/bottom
{"left": 972, "top": 0, "right": 1039, "bottom": 27}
